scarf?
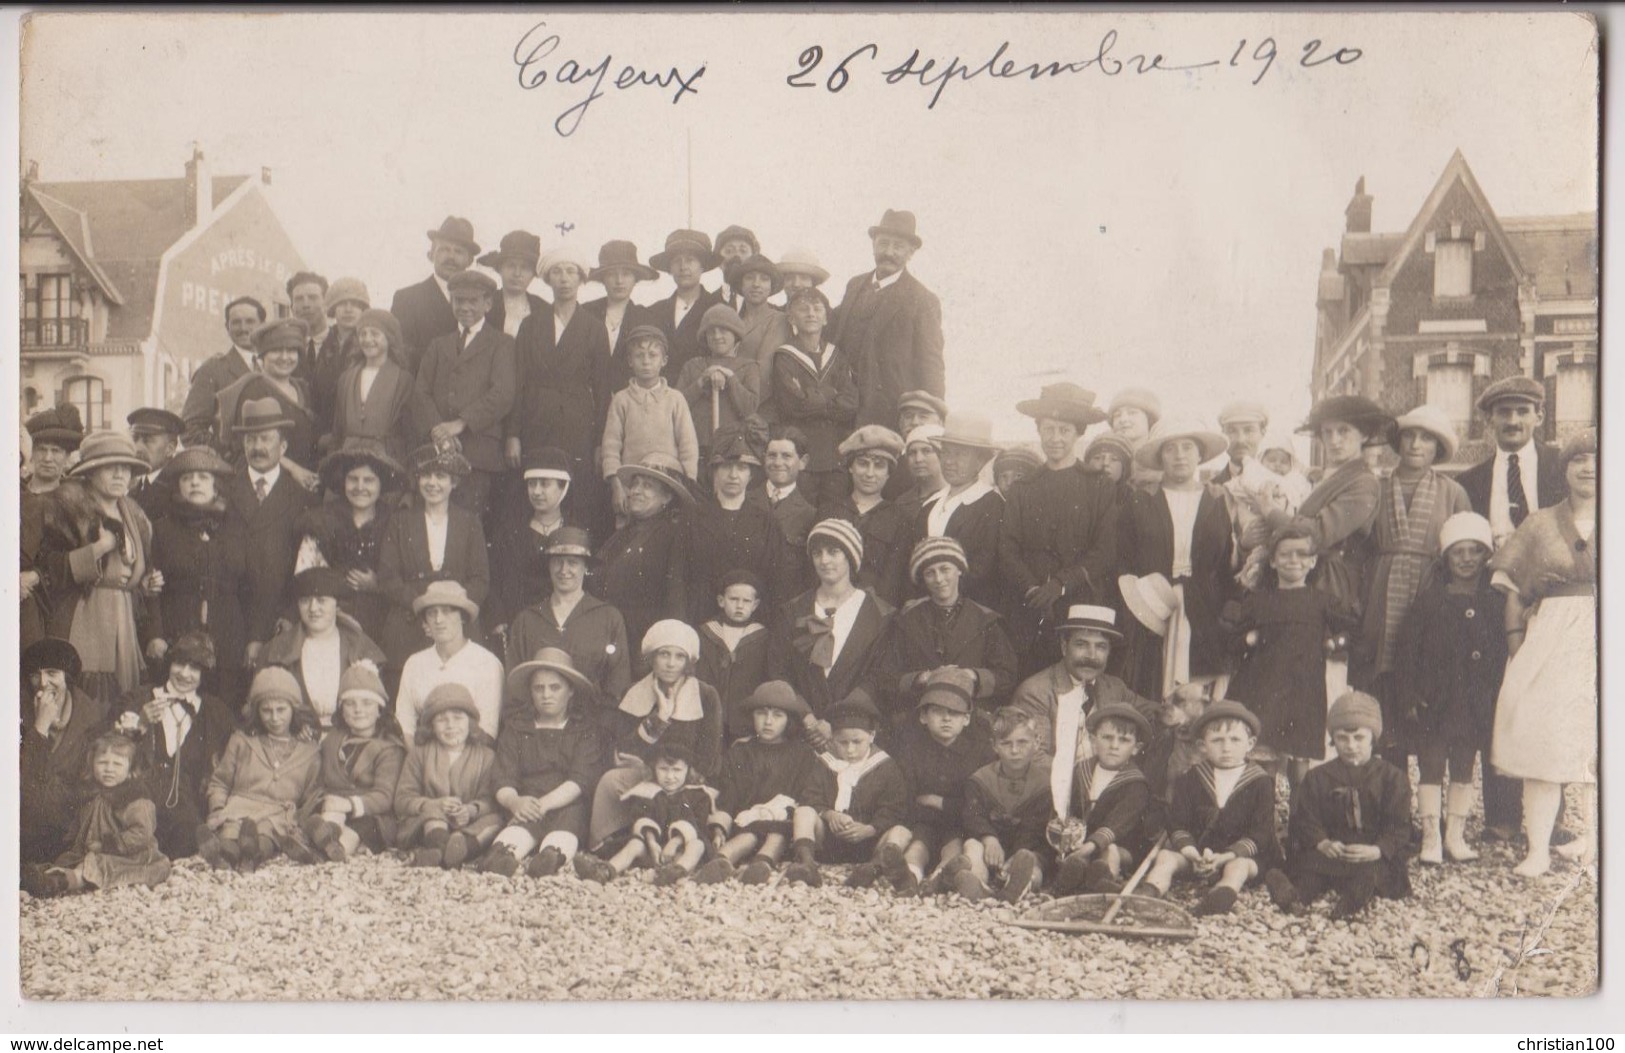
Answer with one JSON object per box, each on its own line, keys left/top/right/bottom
{"left": 1376, "top": 469, "right": 1441, "bottom": 673}
{"left": 617, "top": 673, "right": 705, "bottom": 722}
{"left": 68, "top": 498, "right": 146, "bottom": 691}
{"left": 820, "top": 748, "right": 891, "bottom": 811}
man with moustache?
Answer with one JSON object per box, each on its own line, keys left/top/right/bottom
{"left": 182, "top": 296, "right": 266, "bottom": 451}
{"left": 1454, "top": 375, "right": 1568, "bottom": 845}
{"left": 391, "top": 216, "right": 480, "bottom": 375}
{"left": 828, "top": 209, "right": 946, "bottom": 428}
{"left": 1010, "top": 604, "right": 1171, "bottom": 801}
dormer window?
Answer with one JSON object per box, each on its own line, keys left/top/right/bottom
{"left": 1434, "top": 239, "right": 1473, "bottom": 298}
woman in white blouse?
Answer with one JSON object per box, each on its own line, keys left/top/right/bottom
{"left": 394, "top": 579, "right": 504, "bottom": 742}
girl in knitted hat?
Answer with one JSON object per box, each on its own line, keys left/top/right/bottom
{"left": 394, "top": 683, "right": 501, "bottom": 869}
{"left": 300, "top": 660, "right": 407, "bottom": 862}
{"left": 1393, "top": 513, "right": 1505, "bottom": 865}
{"left": 199, "top": 667, "right": 323, "bottom": 873}
{"left": 1265, "top": 690, "right": 1412, "bottom": 921}
{"left": 22, "top": 732, "right": 171, "bottom": 898}
{"left": 584, "top": 619, "right": 723, "bottom": 853}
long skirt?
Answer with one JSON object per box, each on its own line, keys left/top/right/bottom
{"left": 1491, "top": 595, "right": 1597, "bottom": 784}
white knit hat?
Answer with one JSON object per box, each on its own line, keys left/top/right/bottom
{"left": 1438, "top": 512, "right": 1495, "bottom": 555}
{"left": 641, "top": 619, "right": 700, "bottom": 662}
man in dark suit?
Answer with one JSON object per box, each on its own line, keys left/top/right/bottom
{"left": 828, "top": 209, "right": 946, "bottom": 429}
{"left": 1454, "top": 374, "right": 1567, "bottom": 844}
{"left": 648, "top": 228, "right": 723, "bottom": 382}
{"left": 126, "top": 408, "right": 183, "bottom": 523}
{"left": 286, "top": 271, "right": 330, "bottom": 387}
{"left": 415, "top": 269, "right": 516, "bottom": 524}
{"left": 225, "top": 397, "right": 316, "bottom": 668}
{"left": 181, "top": 295, "right": 264, "bottom": 451}
{"left": 390, "top": 216, "right": 479, "bottom": 375}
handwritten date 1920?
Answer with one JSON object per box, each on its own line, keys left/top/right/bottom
{"left": 786, "top": 32, "right": 1362, "bottom": 108}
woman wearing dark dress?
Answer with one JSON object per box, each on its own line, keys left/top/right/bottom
{"left": 149, "top": 446, "right": 247, "bottom": 700}
{"left": 594, "top": 453, "right": 693, "bottom": 666}
{"left": 296, "top": 439, "right": 405, "bottom": 644}
{"left": 504, "top": 528, "right": 632, "bottom": 716}
{"left": 489, "top": 447, "right": 580, "bottom": 635}
{"left": 818, "top": 425, "right": 911, "bottom": 608}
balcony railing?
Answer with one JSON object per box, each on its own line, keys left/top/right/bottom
{"left": 21, "top": 317, "right": 88, "bottom": 350}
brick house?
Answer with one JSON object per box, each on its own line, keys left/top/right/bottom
{"left": 1311, "top": 150, "right": 1597, "bottom": 468}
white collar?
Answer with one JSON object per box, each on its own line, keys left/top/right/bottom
{"left": 249, "top": 464, "right": 281, "bottom": 490}
{"left": 767, "top": 481, "right": 798, "bottom": 502}
{"left": 872, "top": 268, "right": 905, "bottom": 291}
{"left": 233, "top": 346, "right": 258, "bottom": 371}
{"left": 459, "top": 317, "right": 486, "bottom": 343}
{"left": 1493, "top": 438, "right": 1539, "bottom": 466}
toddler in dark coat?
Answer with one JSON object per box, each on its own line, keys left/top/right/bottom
{"left": 950, "top": 707, "right": 1054, "bottom": 903}
{"left": 697, "top": 571, "right": 771, "bottom": 739}
{"left": 796, "top": 696, "right": 909, "bottom": 888}
{"left": 1266, "top": 691, "right": 1412, "bottom": 921}
{"left": 693, "top": 681, "right": 834, "bottom": 885}
{"left": 890, "top": 668, "right": 997, "bottom": 893}
{"left": 1394, "top": 512, "right": 1505, "bottom": 865}
{"left": 1143, "top": 701, "right": 1282, "bottom": 915}
{"left": 1052, "top": 703, "right": 1159, "bottom": 895}
{"left": 575, "top": 742, "right": 718, "bottom": 885}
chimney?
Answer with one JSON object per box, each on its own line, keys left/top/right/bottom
{"left": 260, "top": 166, "right": 272, "bottom": 186}
{"left": 1345, "top": 176, "right": 1373, "bottom": 234}
{"left": 184, "top": 143, "right": 210, "bottom": 229}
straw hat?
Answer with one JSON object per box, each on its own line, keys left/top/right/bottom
{"left": 1056, "top": 603, "right": 1124, "bottom": 642}
{"left": 69, "top": 432, "right": 149, "bottom": 477}
{"left": 1391, "top": 404, "right": 1459, "bottom": 462}
{"left": 1016, "top": 382, "right": 1107, "bottom": 428}
{"left": 1117, "top": 574, "right": 1178, "bottom": 638}
{"left": 411, "top": 580, "right": 480, "bottom": 620}
{"left": 776, "top": 247, "right": 830, "bottom": 286}
{"left": 1133, "top": 418, "right": 1229, "bottom": 470}
{"left": 506, "top": 647, "right": 595, "bottom": 701}
{"left": 937, "top": 411, "right": 1001, "bottom": 452}
{"left": 615, "top": 453, "right": 695, "bottom": 505}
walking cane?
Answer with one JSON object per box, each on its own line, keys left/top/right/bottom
{"left": 711, "top": 382, "right": 722, "bottom": 435}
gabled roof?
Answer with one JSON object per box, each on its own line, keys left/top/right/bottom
{"left": 1502, "top": 214, "right": 1598, "bottom": 299}
{"left": 24, "top": 187, "right": 124, "bottom": 305}
{"left": 1376, "top": 150, "right": 1528, "bottom": 289}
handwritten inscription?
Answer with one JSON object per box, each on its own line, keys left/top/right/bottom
{"left": 786, "top": 32, "right": 1362, "bottom": 108}
{"left": 512, "top": 22, "right": 706, "bottom": 137}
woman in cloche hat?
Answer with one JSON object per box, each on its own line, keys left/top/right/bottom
{"left": 21, "top": 637, "right": 104, "bottom": 865}
{"left": 327, "top": 308, "right": 423, "bottom": 466}
{"left": 503, "top": 526, "right": 632, "bottom": 713}
{"left": 35, "top": 431, "right": 161, "bottom": 707}
{"left": 597, "top": 452, "right": 695, "bottom": 658}
{"left": 584, "top": 240, "right": 661, "bottom": 392}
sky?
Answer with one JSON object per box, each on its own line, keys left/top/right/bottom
{"left": 17, "top": 10, "right": 1599, "bottom": 449}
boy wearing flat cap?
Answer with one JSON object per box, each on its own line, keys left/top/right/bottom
{"left": 415, "top": 268, "right": 516, "bottom": 523}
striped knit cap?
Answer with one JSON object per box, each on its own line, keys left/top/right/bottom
{"left": 807, "top": 518, "right": 863, "bottom": 574}
{"left": 910, "top": 535, "right": 968, "bottom": 584}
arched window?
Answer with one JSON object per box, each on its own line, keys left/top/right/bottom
{"left": 62, "top": 375, "right": 107, "bottom": 432}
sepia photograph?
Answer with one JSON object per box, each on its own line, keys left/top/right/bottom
{"left": 5, "top": 7, "right": 1608, "bottom": 1028}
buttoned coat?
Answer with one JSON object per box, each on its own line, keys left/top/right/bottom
{"left": 377, "top": 504, "right": 490, "bottom": 667}
{"left": 506, "top": 304, "right": 612, "bottom": 471}
{"left": 582, "top": 298, "right": 659, "bottom": 395}
{"left": 390, "top": 275, "right": 457, "bottom": 376}
{"left": 877, "top": 596, "right": 1019, "bottom": 723}
{"left": 415, "top": 325, "right": 517, "bottom": 474}
{"left": 910, "top": 488, "right": 1007, "bottom": 609}
{"left": 827, "top": 269, "right": 945, "bottom": 428}
{"left": 181, "top": 347, "right": 254, "bottom": 449}
{"left": 223, "top": 468, "right": 316, "bottom": 648}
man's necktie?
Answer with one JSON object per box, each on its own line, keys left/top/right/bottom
{"left": 1507, "top": 452, "right": 1529, "bottom": 527}
{"left": 459, "top": 327, "right": 471, "bottom": 353}
{"left": 254, "top": 477, "right": 268, "bottom": 503}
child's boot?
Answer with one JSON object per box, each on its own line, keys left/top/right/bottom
{"left": 951, "top": 869, "right": 988, "bottom": 903}
{"left": 423, "top": 826, "right": 450, "bottom": 851}
{"left": 442, "top": 832, "right": 473, "bottom": 870}
{"left": 478, "top": 843, "right": 520, "bottom": 877}
{"left": 845, "top": 862, "right": 883, "bottom": 889}
{"left": 1417, "top": 785, "right": 1443, "bottom": 865}
{"left": 876, "top": 843, "right": 917, "bottom": 893}
{"left": 739, "top": 855, "right": 776, "bottom": 885}
{"left": 1000, "top": 849, "right": 1039, "bottom": 904}
{"left": 236, "top": 820, "right": 261, "bottom": 874}
{"left": 692, "top": 857, "right": 735, "bottom": 884}
{"left": 21, "top": 864, "right": 59, "bottom": 898}
{"left": 653, "top": 862, "right": 688, "bottom": 886}
{"left": 1194, "top": 886, "right": 1238, "bottom": 916}
{"left": 411, "top": 847, "right": 443, "bottom": 868}
{"left": 1054, "top": 853, "right": 1092, "bottom": 895}
{"left": 196, "top": 825, "right": 226, "bottom": 869}
{"left": 1082, "top": 859, "right": 1121, "bottom": 894}
{"left": 1263, "top": 869, "right": 1304, "bottom": 916}
{"left": 783, "top": 839, "right": 822, "bottom": 887}
{"left": 572, "top": 853, "right": 617, "bottom": 884}
{"left": 218, "top": 833, "right": 242, "bottom": 869}
{"left": 1444, "top": 783, "right": 1479, "bottom": 861}
{"left": 527, "top": 846, "right": 566, "bottom": 878}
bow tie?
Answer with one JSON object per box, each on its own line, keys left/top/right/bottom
{"left": 796, "top": 611, "right": 837, "bottom": 672}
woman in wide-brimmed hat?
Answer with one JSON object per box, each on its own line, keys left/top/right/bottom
{"left": 1115, "top": 417, "right": 1235, "bottom": 701}
{"left": 583, "top": 240, "right": 661, "bottom": 393}
{"left": 148, "top": 445, "right": 250, "bottom": 700}
{"left": 504, "top": 526, "right": 632, "bottom": 717}
{"left": 377, "top": 439, "right": 490, "bottom": 670}
{"left": 649, "top": 229, "right": 725, "bottom": 381}
{"left": 36, "top": 432, "right": 162, "bottom": 707}
{"left": 1356, "top": 403, "right": 1471, "bottom": 753}
{"left": 324, "top": 308, "right": 429, "bottom": 466}
{"left": 509, "top": 245, "right": 614, "bottom": 542}
{"left": 480, "top": 230, "right": 546, "bottom": 337}
{"left": 595, "top": 453, "right": 694, "bottom": 660}
{"left": 295, "top": 438, "right": 408, "bottom": 643}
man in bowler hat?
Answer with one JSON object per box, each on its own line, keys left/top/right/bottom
{"left": 391, "top": 216, "right": 480, "bottom": 374}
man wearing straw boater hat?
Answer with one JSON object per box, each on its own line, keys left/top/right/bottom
{"left": 649, "top": 228, "right": 724, "bottom": 382}
{"left": 224, "top": 395, "right": 316, "bottom": 668}
{"left": 912, "top": 411, "right": 1005, "bottom": 608}
{"left": 390, "top": 215, "right": 480, "bottom": 374}
{"left": 584, "top": 240, "right": 661, "bottom": 392}
{"left": 1001, "top": 382, "right": 1117, "bottom": 674}
{"left": 829, "top": 209, "right": 945, "bottom": 429}
{"left": 1010, "top": 604, "right": 1169, "bottom": 812}
{"left": 480, "top": 230, "right": 547, "bottom": 337}
{"left": 126, "top": 407, "right": 185, "bottom": 523}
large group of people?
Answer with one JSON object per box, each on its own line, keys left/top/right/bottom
{"left": 18, "top": 211, "right": 1596, "bottom": 924}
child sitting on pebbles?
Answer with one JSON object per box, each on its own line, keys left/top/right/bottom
{"left": 478, "top": 648, "right": 609, "bottom": 879}
{"left": 1265, "top": 691, "right": 1412, "bottom": 921}
{"left": 199, "top": 667, "right": 323, "bottom": 874}
{"left": 948, "top": 707, "right": 1054, "bottom": 904}
{"left": 23, "top": 731, "right": 171, "bottom": 898}
{"left": 1142, "top": 701, "right": 1281, "bottom": 915}
{"left": 891, "top": 668, "right": 996, "bottom": 895}
{"left": 797, "top": 695, "right": 907, "bottom": 889}
{"left": 1051, "top": 703, "right": 1159, "bottom": 895}
{"left": 302, "top": 661, "right": 407, "bottom": 863}
{"left": 575, "top": 742, "right": 716, "bottom": 886}
{"left": 694, "top": 680, "right": 833, "bottom": 886}
{"left": 394, "top": 682, "right": 501, "bottom": 869}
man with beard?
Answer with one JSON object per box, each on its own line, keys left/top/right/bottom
{"left": 828, "top": 209, "right": 945, "bottom": 428}
{"left": 1010, "top": 605, "right": 1169, "bottom": 800}
{"left": 391, "top": 216, "right": 479, "bottom": 375}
